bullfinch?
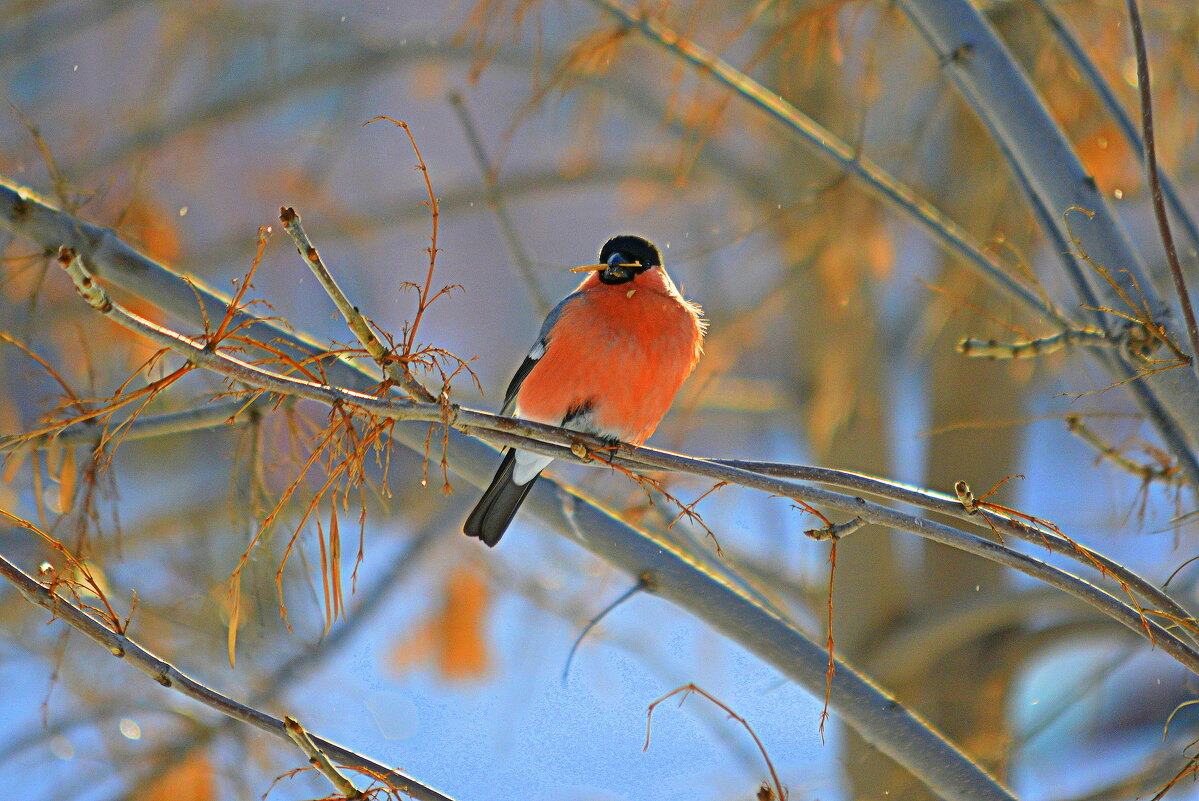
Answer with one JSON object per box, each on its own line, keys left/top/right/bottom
{"left": 463, "top": 234, "right": 705, "bottom": 546}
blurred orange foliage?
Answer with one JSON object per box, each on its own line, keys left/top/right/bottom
{"left": 390, "top": 564, "right": 492, "bottom": 682}
{"left": 1076, "top": 123, "right": 1141, "bottom": 195}
{"left": 119, "top": 197, "right": 181, "bottom": 264}
{"left": 145, "top": 753, "right": 214, "bottom": 801}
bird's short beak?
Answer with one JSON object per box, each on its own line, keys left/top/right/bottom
{"left": 602, "top": 252, "right": 634, "bottom": 283}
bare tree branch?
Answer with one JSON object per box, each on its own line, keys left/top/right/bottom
{"left": 280, "top": 205, "right": 435, "bottom": 402}
{"left": 896, "top": 0, "right": 1199, "bottom": 484}
{"left": 581, "top": 0, "right": 1070, "bottom": 331}
{"left": 0, "top": 177, "right": 1018, "bottom": 801}
{"left": 104, "top": 514, "right": 447, "bottom": 801}
{"left": 49, "top": 241, "right": 1199, "bottom": 674}
{"left": 284, "top": 716, "right": 364, "bottom": 800}
{"left": 0, "top": 551, "right": 458, "bottom": 801}
{"left": 1029, "top": 0, "right": 1199, "bottom": 261}
{"left": 0, "top": 397, "right": 270, "bottom": 452}
{"left": 447, "top": 91, "right": 550, "bottom": 315}
{"left": 1122, "top": 0, "right": 1199, "bottom": 379}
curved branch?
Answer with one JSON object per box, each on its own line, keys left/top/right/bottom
{"left": 98, "top": 515, "right": 446, "bottom": 800}
{"left": 895, "top": 0, "right": 1199, "bottom": 485}
{"left": 581, "top": 0, "right": 1069, "bottom": 330}
{"left": 415, "top": 433, "right": 1021, "bottom": 801}
{"left": 0, "top": 178, "right": 1016, "bottom": 801}
{"left": 0, "top": 551, "right": 457, "bottom": 801}
{"left": 1122, "top": 0, "right": 1199, "bottom": 376}
{"left": 50, "top": 240, "right": 1199, "bottom": 673}
{"left": 1029, "top": 0, "right": 1199, "bottom": 260}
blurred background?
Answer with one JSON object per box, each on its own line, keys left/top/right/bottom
{"left": 2, "top": 0, "right": 1199, "bottom": 799}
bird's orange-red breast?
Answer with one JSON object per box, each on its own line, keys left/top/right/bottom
{"left": 464, "top": 235, "right": 704, "bottom": 546}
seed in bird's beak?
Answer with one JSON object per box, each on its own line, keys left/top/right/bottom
{"left": 568, "top": 261, "right": 640, "bottom": 274}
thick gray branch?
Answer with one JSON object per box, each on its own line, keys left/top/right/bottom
{"left": 897, "top": 0, "right": 1199, "bottom": 484}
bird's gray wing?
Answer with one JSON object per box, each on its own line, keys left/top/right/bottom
{"left": 500, "top": 292, "right": 581, "bottom": 416}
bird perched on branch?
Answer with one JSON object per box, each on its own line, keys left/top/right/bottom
{"left": 464, "top": 234, "right": 705, "bottom": 546}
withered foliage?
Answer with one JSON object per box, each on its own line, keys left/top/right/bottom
{"left": 3, "top": 1, "right": 1199, "bottom": 799}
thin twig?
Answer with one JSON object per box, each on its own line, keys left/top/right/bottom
{"left": 1066, "top": 414, "right": 1181, "bottom": 485}
{"left": 1029, "top": 0, "right": 1199, "bottom": 260}
{"left": 561, "top": 577, "right": 646, "bottom": 684}
{"left": 804, "top": 516, "right": 866, "bottom": 541}
{"left": 362, "top": 116, "right": 441, "bottom": 360}
{"left": 283, "top": 716, "right": 364, "bottom": 799}
{"left": 1123, "top": 0, "right": 1199, "bottom": 378}
{"left": 644, "top": 684, "right": 785, "bottom": 801}
{"left": 581, "top": 0, "right": 1071, "bottom": 330}
{"left": 279, "top": 206, "right": 435, "bottom": 402}
{"left": 0, "top": 397, "right": 270, "bottom": 453}
{"left": 957, "top": 328, "right": 1109, "bottom": 360}
{"left": 447, "top": 91, "right": 550, "bottom": 314}
{"left": 0, "top": 551, "right": 457, "bottom": 801}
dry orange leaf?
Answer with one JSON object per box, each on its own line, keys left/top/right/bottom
{"left": 390, "top": 565, "right": 492, "bottom": 682}
{"left": 562, "top": 27, "right": 627, "bottom": 80}
{"left": 807, "top": 344, "right": 858, "bottom": 454}
{"left": 2, "top": 447, "right": 28, "bottom": 484}
{"left": 145, "top": 753, "right": 215, "bottom": 801}
{"left": 864, "top": 224, "right": 894, "bottom": 280}
{"left": 45, "top": 438, "right": 62, "bottom": 478}
{"left": 411, "top": 64, "right": 448, "bottom": 100}
{"left": 1076, "top": 124, "right": 1140, "bottom": 195}
{"left": 437, "top": 566, "right": 491, "bottom": 680}
{"left": 216, "top": 578, "right": 252, "bottom": 668}
{"left": 58, "top": 445, "right": 76, "bottom": 515}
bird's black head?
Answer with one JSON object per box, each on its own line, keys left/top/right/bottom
{"left": 597, "top": 234, "right": 661, "bottom": 285}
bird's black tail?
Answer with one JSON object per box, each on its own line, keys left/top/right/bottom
{"left": 463, "top": 449, "right": 539, "bottom": 547}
